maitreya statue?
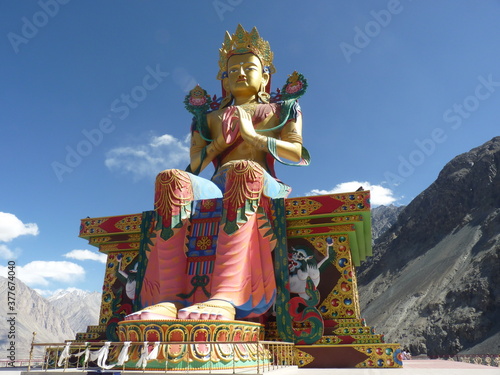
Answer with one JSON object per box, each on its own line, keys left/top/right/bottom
{"left": 126, "top": 25, "right": 309, "bottom": 322}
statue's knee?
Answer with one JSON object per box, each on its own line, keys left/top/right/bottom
{"left": 156, "top": 169, "right": 190, "bottom": 185}
{"left": 223, "top": 161, "right": 265, "bottom": 205}
{"left": 226, "top": 160, "right": 265, "bottom": 184}
{"left": 155, "top": 169, "right": 194, "bottom": 209}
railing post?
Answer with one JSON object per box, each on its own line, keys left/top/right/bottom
{"left": 28, "top": 332, "right": 36, "bottom": 372}
{"left": 256, "top": 341, "right": 260, "bottom": 374}
{"left": 165, "top": 343, "right": 168, "bottom": 374}
{"left": 232, "top": 343, "right": 236, "bottom": 374}
{"left": 209, "top": 342, "right": 213, "bottom": 374}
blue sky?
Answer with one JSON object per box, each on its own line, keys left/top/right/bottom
{"left": 1, "top": 1, "right": 499, "bottom": 295}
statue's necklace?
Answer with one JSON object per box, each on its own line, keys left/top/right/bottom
{"left": 239, "top": 102, "right": 257, "bottom": 117}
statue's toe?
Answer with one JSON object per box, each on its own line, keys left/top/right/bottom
{"left": 178, "top": 301, "right": 235, "bottom": 320}
{"left": 125, "top": 302, "right": 177, "bottom": 320}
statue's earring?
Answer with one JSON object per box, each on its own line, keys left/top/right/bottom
{"left": 221, "top": 75, "right": 233, "bottom": 108}
{"left": 257, "top": 83, "right": 270, "bottom": 103}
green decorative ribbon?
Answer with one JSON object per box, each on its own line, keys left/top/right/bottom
{"left": 267, "top": 137, "right": 311, "bottom": 167}
{"left": 272, "top": 198, "right": 294, "bottom": 342}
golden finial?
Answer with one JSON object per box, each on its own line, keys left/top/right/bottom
{"left": 288, "top": 71, "right": 299, "bottom": 83}
{"left": 217, "top": 25, "right": 276, "bottom": 80}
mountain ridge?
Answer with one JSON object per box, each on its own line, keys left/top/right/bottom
{"left": 0, "top": 277, "right": 100, "bottom": 358}
{"left": 48, "top": 288, "right": 101, "bottom": 333}
{"left": 371, "top": 204, "right": 405, "bottom": 242}
{"left": 358, "top": 136, "right": 500, "bottom": 356}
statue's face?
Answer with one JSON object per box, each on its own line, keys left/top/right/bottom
{"left": 224, "top": 53, "right": 269, "bottom": 98}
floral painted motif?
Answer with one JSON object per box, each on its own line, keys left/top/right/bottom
{"left": 281, "top": 71, "right": 308, "bottom": 100}
{"left": 184, "top": 85, "right": 212, "bottom": 115}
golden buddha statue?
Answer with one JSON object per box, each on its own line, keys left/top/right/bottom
{"left": 125, "top": 25, "right": 309, "bottom": 321}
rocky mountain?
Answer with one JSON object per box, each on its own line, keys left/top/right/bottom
{"left": 0, "top": 277, "right": 100, "bottom": 359}
{"left": 0, "top": 277, "right": 75, "bottom": 358}
{"left": 371, "top": 204, "right": 405, "bottom": 242}
{"left": 358, "top": 136, "right": 500, "bottom": 356}
{"left": 48, "top": 289, "right": 101, "bottom": 333}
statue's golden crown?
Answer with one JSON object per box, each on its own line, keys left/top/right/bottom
{"left": 217, "top": 25, "right": 276, "bottom": 80}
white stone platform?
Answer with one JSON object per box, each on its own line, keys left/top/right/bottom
{"left": 1, "top": 360, "right": 499, "bottom": 375}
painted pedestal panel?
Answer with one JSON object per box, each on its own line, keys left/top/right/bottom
{"left": 76, "top": 191, "right": 401, "bottom": 369}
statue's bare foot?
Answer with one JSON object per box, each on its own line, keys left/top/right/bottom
{"left": 124, "top": 302, "right": 177, "bottom": 321}
{"left": 178, "top": 300, "right": 235, "bottom": 320}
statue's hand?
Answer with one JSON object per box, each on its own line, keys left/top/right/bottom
{"left": 235, "top": 106, "right": 257, "bottom": 142}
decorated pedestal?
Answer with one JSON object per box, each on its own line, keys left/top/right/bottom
{"left": 75, "top": 191, "right": 401, "bottom": 369}
{"left": 269, "top": 192, "right": 402, "bottom": 368}
{"left": 114, "top": 320, "right": 269, "bottom": 371}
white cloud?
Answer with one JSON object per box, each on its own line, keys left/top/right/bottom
{"left": 150, "top": 134, "right": 180, "bottom": 147}
{"left": 105, "top": 133, "right": 190, "bottom": 180}
{"left": 0, "top": 244, "right": 15, "bottom": 259}
{"left": 306, "top": 181, "right": 399, "bottom": 207}
{"left": 0, "top": 261, "right": 85, "bottom": 287}
{"left": 64, "top": 249, "right": 107, "bottom": 263}
{"left": 0, "top": 212, "right": 39, "bottom": 242}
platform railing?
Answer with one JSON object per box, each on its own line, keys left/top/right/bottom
{"left": 28, "top": 340, "right": 295, "bottom": 373}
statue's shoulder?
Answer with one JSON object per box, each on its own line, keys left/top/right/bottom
{"left": 206, "top": 107, "right": 224, "bottom": 124}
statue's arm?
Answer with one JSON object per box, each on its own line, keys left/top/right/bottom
{"left": 189, "top": 131, "right": 208, "bottom": 173}
{"left": 189, "top": 115, "right": 229, "bottom": 173}
{"left": 275, "top": 115, "right": 303, "bottom": 162}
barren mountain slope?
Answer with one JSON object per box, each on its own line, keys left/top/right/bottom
{"left": 358, "top": 136, "right": 500, "bottom": 356}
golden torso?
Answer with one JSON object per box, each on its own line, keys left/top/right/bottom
{"left": 189, "top": 53, "right": 302, "bottom": 175}
{"left": 206, "top": 104, "right": 281, "bottom": 168}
